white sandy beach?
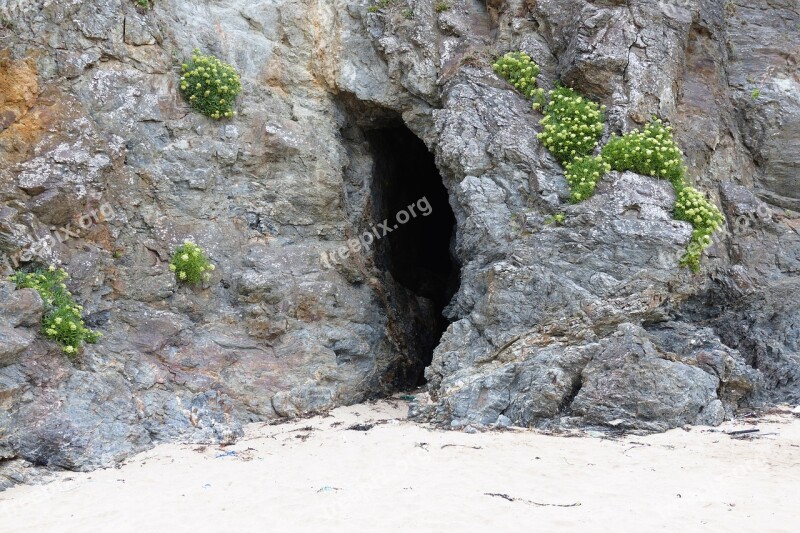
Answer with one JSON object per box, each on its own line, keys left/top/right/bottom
{"left": 1, "top": 399, "right": 798, "bottom": 532}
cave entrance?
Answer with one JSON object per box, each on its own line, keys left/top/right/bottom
{"left": 366, "top": 124, "right": 460, "bottom": 386}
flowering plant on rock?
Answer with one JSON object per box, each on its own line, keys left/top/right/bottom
{"left": 170, "top": 240, "right": 215, "bottom": 285}
{"left": 601, "top": 119, "right": 687, "bottom": 187}
{"left": 673, "top": 186, "right": 725, "bottom": 271}
{"left": 537, "top": 86, "right": 606, "bottom": 165}
{"left": 9, "top": 266, "right": 101, "bottom": 356}
{"left": 493, "top": 52, "right": 544, "bottom": 102}
{"left": 565, "top": 155, "right": 612, "bottom": 203}
{"left": 179, "top": 49, "right": 241, "bottom": 119}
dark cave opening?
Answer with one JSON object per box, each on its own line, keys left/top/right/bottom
{"left": 365, "top": 124, "right": 460, "bottom": 385}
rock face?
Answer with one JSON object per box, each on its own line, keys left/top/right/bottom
{"left": 0, "top": 0, "right": 798, "bottom": 480}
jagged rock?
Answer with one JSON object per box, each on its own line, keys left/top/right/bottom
{"left": 0, "top": 282, "right": 43, "bottom": 328}
{"left": 0, "top": 282, "right": 42, "bottom": 367}
{"left": 420, "top": 320, "right": 757, "bottom": 432}
{"left": 692, "top": 279, "right": 800, "bottom": 405}
{"left": 0, "top": 327, "right": 36, "bottom": 368}
{"left": 570, "top": 324, "right": 732, "bottom": 431}
{"left": 0, "top": 458, "right": 54, "bottom": 492}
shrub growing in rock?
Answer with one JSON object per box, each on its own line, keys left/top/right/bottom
{"left": 179, "top": 49, "right": 241, "bottom": 120}
{"left": 495, "top": 52, "right": 607, "bottom": 202}
{"left": 496, "top": 51, "right": 722, "bottom": 270}
{"left": 564, "top": 155, "right": 612, "bottom": 203}
{"left": 537, "top": 86, "right": 605, "bottom": 164}
{"left": 673, "top": 186, "right": 725, "bottom": 271}
{"left": 367, "top": 0, "right": 396, "bottom": 13}
{"left": 170, "top": 240, "right": 215, "bottom": 285}
{"left": 603, "top": 119, "right": 724, "bottom": 270}
{"left": 544, "top": 213, "right": 565, "bottom": 226}
{"left": 435, "top": 1, "right": 451, "bottom": 12}
{"left": 601, "top": 119, "right": 686, "bottom": 187}
{"left": 492, "top": 52, "right": 544, "bottom": 102}
{"left": 9, "top": 266, "right": 101, "bottom": 356}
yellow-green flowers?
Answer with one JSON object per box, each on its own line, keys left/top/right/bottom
{"left": 673, "top": 186, "right": 725, "bottom": 272}
{"left": 602, "top": 118, "right": 725, "bottom": 270}
{"left": 179, "top": 49, "right": 241, "bottom": 120}
{"left": 435, "top": 1, "right": 451, "bottom": 13}
{"left": 367, "top": 0, "right": 393, "bottom": 12}
{"left": 494, "top": 51, "right": 608, "bottom": 202}
{"left": 170, "top": 240, "right": 215, "bottom": 285}
{"left": 601, "top": 119, "right": 686, "bottom": 187}
{"left": 544, "top": 213, "right": 566, "bottom": 226}
{"left": 9, "top": 267, "right": 101, "bottom": 357}
{"left": 537, "top": 86, "right": 606, "bottom": 164}
{"left": 564, "top": 156, "right": 612, "bottom": 204}
{"left": 493, "top": 52, "right": 544, "bottom": 102}
{"left": 496, "top": 50, "right": 724, "bottom": 271}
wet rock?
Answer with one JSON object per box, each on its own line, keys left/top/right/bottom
{"left": 702, "top": 280, "right": 800, "bottom": 405}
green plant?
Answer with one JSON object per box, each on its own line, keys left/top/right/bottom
{"left": 603, "top": 119, "right": 724, "bottom": 269}
{"left": 435, "top": 1, "right": 451, "bottom": 13}
{"left": 673, "top": 186, "right": 725, "bottom": 271}
{"left": 564, "top": 155, "right": 611, "bottom": 203}
{"left": 496, "top": 51, "right": 722, "bottom": 270}
{"left": 169, "top": 240, "right": 215, "bottom": 285}
{"left": 537, "top": 86, "right": 606, "bottom": 164}
{"left": 134, "top": 0, "right": 151, "bottom": 8}
{"left": 368, "top": 0, "right": 393, "bottom": 12}
{"left": 9, "top": 266, "right": 101, "bottom": 356}
{"left": 492, "top": 52, "right": 544, "bottom": 102}
{"left": 179, "top": 49, "right": 242, "bottom": 120}
{"left": 545, "top": 213, "right": 566, "bottom": 226}
{"left": 402, "top": 7, "right": 413, "bottom": 18}
{"left": 751, "top": 88, "right": 761, "bottom": 100}
{"left": 495, "top": 51, "right": 607, "bottom": 200}
{"left": 601, "top": 119, "right": 686, "bottom": 187}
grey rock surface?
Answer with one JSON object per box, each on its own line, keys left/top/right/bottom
{"left": 0, "top": 0, "right": 798, "bottom": 485}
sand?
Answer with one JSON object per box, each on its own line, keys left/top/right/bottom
{"left": 1, "top": 399, "right": 798, "bottom": 532}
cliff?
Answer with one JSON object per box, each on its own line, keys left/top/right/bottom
{"left": 1, "top": 0, "right": 798, "bottom": 486}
